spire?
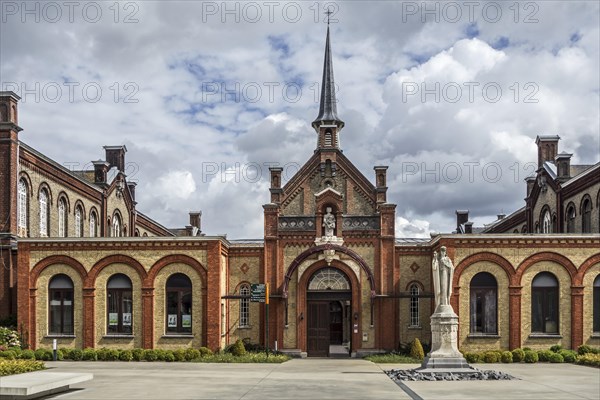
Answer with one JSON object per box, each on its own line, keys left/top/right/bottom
{"left": 312, "top": 25, "right": 344, "bottom": 132}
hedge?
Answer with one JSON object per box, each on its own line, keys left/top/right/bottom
{"left": 0, "top": 359, "right": 45, "bottom": 376}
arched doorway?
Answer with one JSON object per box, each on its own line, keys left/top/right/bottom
{"left": 306, "top": 267, "right": 352, "bottom": 357}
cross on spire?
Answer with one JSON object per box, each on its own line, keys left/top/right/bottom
{"left": 325, "top": 8, "right": 333, "bottom": 25}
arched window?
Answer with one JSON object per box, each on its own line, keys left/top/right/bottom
{"left": 89, "top": 210, "right": 97, "bottom": 237}
{"left": 594, "top": 275, "right": 600, "bottom": 333}
{"left": 239, "top": 284, "right": 250, "bottom": 327}
{"left": 532, "top": 272, "right": 559, "bottom": 334}
{"left": 470, "top": 272, "right": 497, "bottom": 334}
{"left": 112, "top": 213, "right": 122, "bottom": 237}
{"left": 542, "top": 210, "right": 552, "bottom": 233}
{"left": 409, "top": 284, "right": 420, "bottom": 327}
{"left": 107, "top": 274, "right": 132, "bottom": 334}
{"left": 566, "top": 204, "right": 576, "bottom": 233}
{"left": 308, "top": 268, "right": 350, "bottom": 290}
{"left": 39, "top": 189, "right": 49, "bottom": 237}
{"left": 582, "top": 199, "right": 592, "bottom": 233}
{"left": 17, "top": 179, "right": 28, "bottom": 236}
{"left": 49, "top": 274, "right": 74, "bottom": 335}
{"left": 74, "top": 206, "right": 83, "bottom": 238}
{"left": 166, "top": 274, "right": 192, "bottom": 334}
{"left": 58, "top": 198, "right": 67, "bottom": 237}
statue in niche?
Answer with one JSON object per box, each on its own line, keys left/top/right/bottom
{"left": 323, "top": 207, "right": 335, "bottom": 237}
{"left": 432, "top": 246, "right": 454, "bottom": 309}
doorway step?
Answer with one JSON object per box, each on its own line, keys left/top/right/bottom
{"left": 329, "top": 344, "right": 350, "bottom": 358}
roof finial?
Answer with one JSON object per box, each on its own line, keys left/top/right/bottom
{"left": 325, "top": 7, "right": 332, "bottom": 26}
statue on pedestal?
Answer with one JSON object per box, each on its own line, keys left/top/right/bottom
{"left": 323, "top": 207, "right": 335, "bottom": 237}
{"left": 432, "top": 246, "right": 454, "bottom": 310}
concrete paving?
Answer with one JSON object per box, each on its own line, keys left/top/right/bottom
{"left": 20, "top": 360, "right": 600, "bottom": 400}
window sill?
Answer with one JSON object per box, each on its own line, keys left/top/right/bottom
{"left": 590, "top": 333, "right": 600, "bottom": 338}
{"left": 102, "top": 335, "right": 134, "bottom": 339}
{"left": 161, "top": 334, "right": 194, "bottom": 339}
{"left": 45, "top": 335, "right": 76, "bottom": 339}
{"left": 468, "top": 334, "right": 500, "bottom": 339}
{"left": 407, "top": 326, "right": 422, "bottom": 330}
{"left": 528, "top": 333, "right": 562, "bottom": 339}
{"left": 238, "top": 326, "right": 252, "bottom": 330}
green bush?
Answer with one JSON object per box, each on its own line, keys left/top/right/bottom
{"left": 59, "top": 348, "right": 72, "bottom": 360}
{"left": 522, "top": 347, "right": 532, "bottom": 351}
{"left": 0, "top": 359, "right": 45, "bottom": 376}
{"left": 70, "top": 349, "right": 83, "bottom": 361}
{"left": 119, "top": 350, "right": 133, "bottom": 362}
{"left": 524, "top": 350, "right": 539, "bottom": 363}
{"left": 501, "top": 351, "right": 513, "bottom": 363}
{"left": 20, "top": 349, "right": 35, "bottom": 360}
{"left": 550, "top": 345, "right": 562, "bottom": 353}
{"left": 82, "top": 349, "right": 97, "bottom": 361}
{"left": 577, "top": 345, "right": 599, "bottom": 355}
{"left": 576, "top": 353, "right": 600, "bottom": 367}
{"left": 144, "top": 349, "right": 158, "bottom": 361}
{"left": 559, "top": 350, "right": 577, "bottom": 363}
{"left": 538, "top": 350, "right": 553, "bottom": 362}
{"left": 96, "top": 348, "right": 109, "bottom": 361}
{"left": 56, "top": 349, "right": 64, "bottom": 361}
{"left": 34, "top": 348, "right": 53, "bottom": 361}
{"left": 409, "top": 338, "right": 425, "bottom": 360}
{"left": 132, "top": 348, "right": 144, "bottom": 361}
{"left": 548, "top": 352, "right": 564, "bottom": 363}
{"left": 0, "top": 327, "right": 21, "bottom": 348}
{"left": 230, "top": 340, "right": 246, "bottom": 357}
{"left": 464, "top": 352, "right": 480, "bottom": 363}
{"left": 483, "top": 351, "right": 500, "bottom": 363}
{"left": 512, "top": 348, "right": 525, "bottom": 362}
{"left": 185, "top": 348, "right": 200, "bottom": 361}
{"left": 198, "top": 347, "right": 213, "bottom": 357}
{"left": 163, "top": 351, "right": 175, "bottom": 362}
{"left": 173, "top": 349, "right": 186, "bottom": 362}
{"left": 0, "top": 350, "right": 16, "bottom": 359}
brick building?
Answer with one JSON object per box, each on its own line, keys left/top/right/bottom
{"left": 0, "top": 27, "right": 599, "bottom": 356}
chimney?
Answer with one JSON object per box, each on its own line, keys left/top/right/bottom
{"left": 93, "top": 160, "right": 110, "bottom": 184}
{"left": 555, "top": 152, "right": 572, "bottom": 182}
{"left": 127, "top": 182, "right": 137, "bottom": 201}
{"left": 269, "top": 167, "right": 283, "bottom": 203}
{"left": 497, "top": 213, "right": 506, "bottom": 220}
{"left": 456, "top": 210, "right": 469, "bottom": 231}
{"left": 464, "top": 221, "right": 473, "bottom": 234}
{"left": 187, "top": 211, "right": 201, "bottom": 236}
{"left": 535, "top": 135, "right": 560, "bottom": 168}
{"left": 374, "top": 166, "right": 388, "bottom": 203}
{"left": 525, "top": 176, "right": 536, "bottom": 197}
{"left": 104, "top": 145, "right": 127, "bottom": 171}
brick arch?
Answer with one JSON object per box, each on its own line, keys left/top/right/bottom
{"left": 18, "top": 172, "right": 33, "bottom": 197}
{"left": 30, "top": 255, "right": 87, "bottom": 288}
{"left": 86, "top": 254, "right": 147, "bottom": 287}
{"left": 146, "top": 254, "right": 207, "bottom": 287}
{"left": 454, "top": 252, "right": 516, "bottom": 286}
{"left": 282, "top": 244, "right": 376, "bottom": 298}
{"left": 515, "top": 252, "right": 578, "bottom": 285}
{"left": 575, "top": 253, "right": 600, "bottom": 286}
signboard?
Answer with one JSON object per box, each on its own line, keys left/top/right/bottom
{"left": 251, "top": 284, "right": 266, "bottom": 303}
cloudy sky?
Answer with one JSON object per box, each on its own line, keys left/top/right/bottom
{"left": 1, "top": 1, "right": 599, "bottom": 238}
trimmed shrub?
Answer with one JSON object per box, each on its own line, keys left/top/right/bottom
{"left": 132, "top": 348, "right": 144, "bottom": 361}
{"left": 59, "top": 348, "right": 72, "bottom": 359}
{"left": 185, "top": 348, "right": 200, "bottom": 361}
{"left": 163, "top": 351, "right": 175, "bottom": 362}
{"left": 55, "top": 349, "right": 64, "bottom": 361}
{"left": 0, "top": 350, "right": 16, "bottom": 360}
{"left": 464, "top": 352, "right": 480, "bottom": 363}
{"left": 522, "top": 347, "right": 532, "bottom": 351}
{"left": 576, "top": 353, "right": 600, "bottom": 367}
{"left": 559, "top": 350, "right": 577, "bottom": 363}
{"left": 512, "top": 348, "right": 525, "bottom": 362}
{"left": 173, "top": 349, "right": 186, "bottom": 362}
{"left": 154, "top": 349, "right": 166, "bottom": 361}
{"left": 34, "top": 348, "right": 53, "bottom": 361}
{"left": 577, "top": 345, "right": 599, "bottom": 355}
{"left": 548, "top": 353, "right": 564, "bottom": 363}
{"left": 143, "top": 349, "right": 158, "bottom": 362}
{"left": 524, "top": 351, "right": 539, "bottom": 363}
{"left": 483, "top": 351, "right": 500, "bottom": 363}
{"left": 550, "top": 345, "right": 562, "bottom": 353}
{"left": 96, "top": 348, "right": 109, "bottom": 361}
{"left": 230, "top": 340, "right": 246, "bottom": 357}
{"left": 20, "top": 350, "right": 35, "bottom": 360}
{"left": 538, "top": 350, "right": 553, "bottom": 362}
{"left": 119, "top": 350, "right": 133, "bottom": 362}
{"left": 409, "top": 338, "right": 425, "bottom": 360}
{"left": 70, "top": 349, "right": 83, "bottom": 361}
{"left": 501, "top": 351, "right": 513, "bottom": 363}
{"left": 105, "top": 349, "right": 120, "bottom": 361}
{"left": 82, "top": 349, "right": 97, "bottom": 361}
{"left": 198, "top": 347, "right": 213, "bottom": 357}
{"left": 0, "top": 359, "right": 45, "bottom": 376}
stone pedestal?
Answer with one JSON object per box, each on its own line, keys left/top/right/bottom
{"left": 419, "top": 305, "right": 470, "bottom": 370}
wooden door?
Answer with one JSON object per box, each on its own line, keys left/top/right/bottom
{"left": 307, "top": 301, "right": 329, "bottom": 356}
{"left": 329, "top": 301, "right": 343, "bottom": 344}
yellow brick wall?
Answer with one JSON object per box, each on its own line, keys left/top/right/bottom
{"left": 582, "top": 262, "right": 600, "bottom": 346}
{"left": 398, "top": 254, "right": 432, "bottom": 347}
{"left": 227, "top": 256, "right": 261, "bottom": 345}
{"left": 563, "top": 182, "right": 600, "bottom": 233}
{"left": 532, "top": 186, "right": 558, "bottom": 232}
{"left": 283, "top": 269, "right": 298, "bottom": 349}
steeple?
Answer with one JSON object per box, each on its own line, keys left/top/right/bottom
{"left": 312, "top": 23, "right": 344, "bottom": 150}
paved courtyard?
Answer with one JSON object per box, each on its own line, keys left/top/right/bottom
{"left": 27, "top": 359, "right": 600, "bottom": 400}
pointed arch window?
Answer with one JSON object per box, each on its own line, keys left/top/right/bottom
{"left": 409, "top": 284, "right": 420, "bottom": 327}
{"left": 582, "top": 199, "right": 592, "bottom": 233}
{"left": 107, "top": 274, "right": 132, "bottom": 334}
{"left": 58, "top": 198, "right": 67, "bottom": 237}
{"left": 566, "top": 204, "right": 576, "bottom": 233}
{"left": 239, "top": 284, "right": 250, "bottom": 327}
{"left": 17, "top": 179, "right": 28, "bottom": 236}
{"left": 542, "top": 210, "right": 552, "bottom": 233}
{"left": 74, "top": 206, "right": 83, "bottom": 237}
{"left": 470, "top": 272, "right": 497, "bottom": 334}
{"left": 593, "top": 275, "right": 600, "bottom": 333}
{"left": 49, "top": 274, "right": 74, "bottom": 335}
{"left": 112, "top": 213, "right": 122, "bottom": 237}
{"left": 532, "top": 272, "right": 559, "bottom": 334}
{"left": 39, "top": 189, "right": 49, "bottom": 237}
{"left": 166, "top": 274, "right": 192, "bottom": 334}
{"left": 89, "top": 211, "right": 97, "bottom": 237}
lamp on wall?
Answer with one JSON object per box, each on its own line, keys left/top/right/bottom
{"left": 354, "top": 312, "right": 359, "bottom": 321}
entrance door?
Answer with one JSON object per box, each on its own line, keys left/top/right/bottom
{"left": 307, "top": 301, "right": 329, "bottom": 357}
{"left": 329, "top": 301, "right": 343, "bottom": 344}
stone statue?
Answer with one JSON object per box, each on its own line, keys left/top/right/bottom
{"left": 438, "top": 246, "right": 454, "bottom": 307}
{"left": 432, "top": 251, "right": 440, "bottom": 308}
{"left": 323, "top": 207, "right": 335, "bottom": 237}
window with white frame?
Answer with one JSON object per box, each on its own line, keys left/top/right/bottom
{"left": 89, "top": 211, "right": 97, "bottom": 237}
{"left": 39, "top": 189, "right": 48, "bottom": 236}
{"left": 58, "top": 198, "right": 67, "bottom": 237}
{"left": 17, "top": 179, "right": 28, "bottom": 236}
{"left": 74, "top": 206, "right": 83, "bottom": 237}
{"left": 112, "top": 214, "right": 121, "bottom": 237}
{"left": 409, "top": 284, "right": 420, "bottom": 327}
{"left": 542, "top": 210, "right": 552, "bottom": 233}
{"left": 239, "top": 284, "right": 250, "bottom": 327}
